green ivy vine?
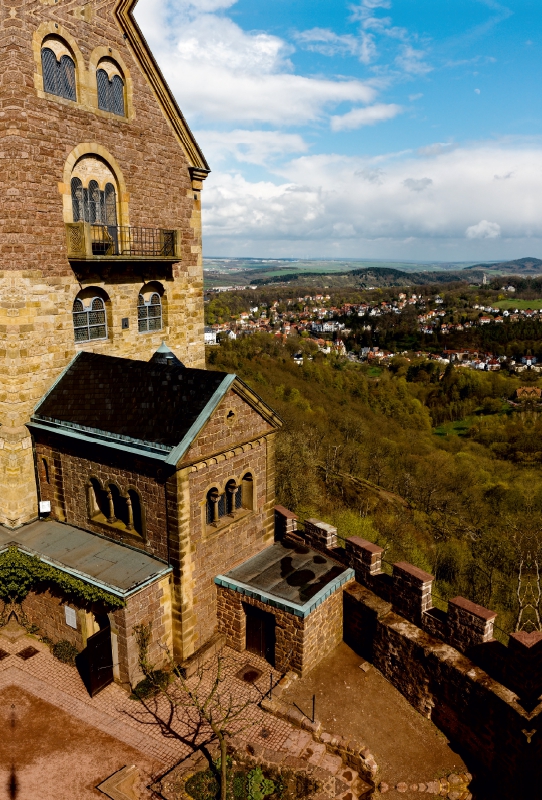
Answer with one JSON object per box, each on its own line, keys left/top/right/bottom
{"left": 0, "top": 546, "right": 125, "bottom": 609}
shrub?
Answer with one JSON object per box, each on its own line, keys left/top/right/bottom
{"left": 130, "top": 669, "right": 171, "bottom": 700}
{"left": 52, "top": 640, "right": 79, "bottom": 665}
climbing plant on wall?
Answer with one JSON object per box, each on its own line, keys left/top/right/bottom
{"left": 0, "top": 547, "right": 124, "bottom": 609}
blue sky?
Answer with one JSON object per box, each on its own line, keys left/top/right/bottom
{"left": 135, "top": 0, "right": 542, "bottom": 261}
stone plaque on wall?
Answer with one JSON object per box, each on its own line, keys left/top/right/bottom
{"left": 64, "top": 605, "right": 77, "bottom": 629}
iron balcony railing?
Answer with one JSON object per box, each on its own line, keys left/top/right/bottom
{"left": 65, "top": 222, "right": 182, "bottom": 260}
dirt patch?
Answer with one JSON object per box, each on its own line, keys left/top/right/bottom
{"left": 280, "top": 643, "right": 469, "bottom": 793}
{"left": 0, "top": 686, "right": 160, "bottom": 799}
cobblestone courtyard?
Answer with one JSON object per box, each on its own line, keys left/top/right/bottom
{"left": 0, "top": 622, "right": 472, "bottom": 799}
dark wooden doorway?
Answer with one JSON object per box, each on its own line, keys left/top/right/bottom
{"left": 244, "top": 603, "right": 276, "bottom": 667}
{"left": 76, "top": 625, "right": 114, "bottom": 697}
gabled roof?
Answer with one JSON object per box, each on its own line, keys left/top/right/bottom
{"left": 114, "top": 0, "right": 209, "bottom": 173}
{"left": 29, "top": 352, "right": 280, "bottom": 465}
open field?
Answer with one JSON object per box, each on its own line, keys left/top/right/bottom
{"left": 495, "top": 299, "right": 542, "bottom": 310}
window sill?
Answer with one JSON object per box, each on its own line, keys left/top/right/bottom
{"left": 205, "top": 509, "right": 253, "bottom": 537}
{"left": 89, "top": 513, "right": 144, "bottom": 541}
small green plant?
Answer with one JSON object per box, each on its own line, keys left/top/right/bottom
{"left": 130, "top": 669, "right": 172, "bottom": 700}
{"left": 247, "top": 767, "right": 275, "bottom": 800}
{"left": 52, "top": 640, "right": 79, "bottom": 665}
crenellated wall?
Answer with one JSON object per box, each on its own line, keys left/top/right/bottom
{"left": 274, "top": 506, "right": 542, "bottom": 795}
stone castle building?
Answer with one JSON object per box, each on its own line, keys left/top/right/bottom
{"left": 2, "top": 0, "right": 209, "bottom": 527}
{"left": 0, "top": 0, "right": 352, "bottom": 692}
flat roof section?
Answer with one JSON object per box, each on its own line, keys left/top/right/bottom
{"left": 215, "top": 540, "right": 354, "bottom": 618}
{"left": 0, "top": 520, "right": 171, "bottom": 598}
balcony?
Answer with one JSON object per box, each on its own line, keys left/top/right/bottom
{"left": 65, "top": 223, "right": 182, "bottom": 263}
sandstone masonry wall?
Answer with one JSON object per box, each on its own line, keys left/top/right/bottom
{"left": 35, "top": 439, "right": 169, "bottom": 560}
{"left": 0, "top": 0, "right": 207, "bottom": 525}
{"left": 216, "top": 582, "right": 350, "bottom": 677}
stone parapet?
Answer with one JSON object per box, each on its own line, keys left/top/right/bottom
{"left": 447, "top": 596, "right": 496, "bottom": 652}
{"left": 304, "top": 518, "right": 338, "bottom": 550}
{"left": 392, "top": 562, "right": 434, "bottom": 626}
{"left": 274, "top": 505, "right": 298, "bottom": 540}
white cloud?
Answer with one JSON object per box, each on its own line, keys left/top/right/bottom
{"left": 201, "top": 143, "right": 542, "bottom": 257}
{"left": 196, "top": 130, "right": 308, "bottom": 166}
{"left": 331, "top": 103, "right": 403, "bottom": 131}
{"left": 465, "top": 220, "right": 501, "bottom": 239}
{"left": 294, "top": 28, "right": 378, "bottom": 64}
{"left": 395, "top": 45, "right": 432, "bottom": 76}
{"left": 403, "top": 177, "right": 433, "bottom": 192}
{"left": 135, "top": 1, "right": 376, "bottom": 125}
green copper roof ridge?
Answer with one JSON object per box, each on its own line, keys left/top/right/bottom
{"left": 27, "top": 421, "right": 169, "bottom": 462}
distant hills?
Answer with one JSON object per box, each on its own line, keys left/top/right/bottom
{"left": 252, "top": 266, "right": 483, "bottom": 288}
{"left": 463, "top": 257, "right": 542, "bottom": 274}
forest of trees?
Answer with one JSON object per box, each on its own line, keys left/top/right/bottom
{"left": 208, "top": 334, "right": 542, "bottom": 636}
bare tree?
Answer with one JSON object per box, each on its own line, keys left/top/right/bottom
{"left": 129, "top": 629, "right": 264, "bottom": 800}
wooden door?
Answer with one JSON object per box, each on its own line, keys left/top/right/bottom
{"left": 78, "top": 626, "right": 114, "bottom": 697}
{"left": 244, "top": 604, "right": 275, "bottom": 667}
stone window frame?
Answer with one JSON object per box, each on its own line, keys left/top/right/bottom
{"left": 33, "top": 24, "right": 85, "bottom": 108}
{"left": 138, "top": 282, "right": 166, "bottom": 334}
{"left": 96, "top": 59, "right": 126, "bottom": 117}
{"left": 89, "top": 47, "right": 134, "bottom": 122}
{"left": 87, "top": 476, "right": 146, "bottom": 540}
{"left": 202, "top": 471, "right": 256, "bottom": 534}
{"left": 72, "top": 288, "right": 111, "bottom": 344}
{"left": 60, "top": 144, "right": 129, "bottom": 227}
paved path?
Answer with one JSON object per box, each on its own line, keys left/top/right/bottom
{"left": 2, "top": 624, "right": 359, "bottom": 799}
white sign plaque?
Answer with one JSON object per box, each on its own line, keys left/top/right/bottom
{"left": 64, "top": 606, "right": 77, "bottom": 629}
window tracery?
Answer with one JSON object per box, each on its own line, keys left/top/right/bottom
{"left": 97, "top": 68, "right": 125, "bottom": 116}
{"left": 41, "top": 46, "right": 76, "bottom": 101}
{"left": 73, "top": 295, "right": 108, "bottom": 343}
{"left": 138, "top": 292, "right": 163, "bottom": 333}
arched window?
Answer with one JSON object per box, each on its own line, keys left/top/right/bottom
{"left": 128, "top": 490, "right": 143, "bottom": 536}
{"left": 42, "top": 47, "right": 76, "bottom": 101}
{"left": 138, "top": 292, "right": 162, "bottom": 333}
{"left": 241, "top": 473, "right": 254, "bottom": 510}
{"left": 97, "top": 68, "right": 125, "bottom": 116}
{"left": 225, "top": 479, "right": 241, "bottom": 514}
{"left": 109, "top": 484, "right": 128, "bottom": 527}
{"left": 89, "top": 478, "right": 111, "bottom": 520}
{"left": 206, "top": 487, "right": 225, "bottom": 525}
{"left": 71, "top": 178, "right": 117, "bottom": 226}
{"left": 73, "top": 295, "right": 107, "bottom": 342}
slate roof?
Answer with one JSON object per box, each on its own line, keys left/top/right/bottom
{"left": 215, "top": 540, "right": 354, "bottom": 618}
{"left": 0, "top": 520, "right": 171, "bottom": 598}
{"left": 30, "top": 351, "right": 236, "bottom": 463}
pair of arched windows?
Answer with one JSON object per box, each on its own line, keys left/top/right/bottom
{"left": 206, "top": 474, "right": 253, "bottom": 526}
{"left": 41, "top": 48, "right": 76, "bottom": 101}
{"left": 41, "top": 45, "right": 125, "bottom": 116}
{"left": 97, "top": 69, "right": 125, "bottom": 116}
{"left": 72, "top": 290, "right": 163, "bottom": 343}
{"left": 88, "top": 478, "right": 144, "bottom": 537}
